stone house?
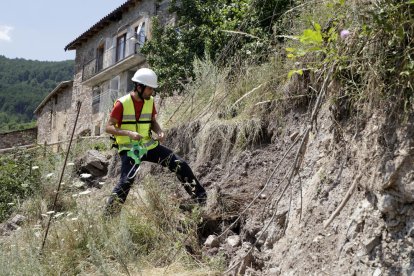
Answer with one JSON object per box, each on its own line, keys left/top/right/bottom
{"left": 34, "top": 80, "right": 73, "bottom": 151}
{"left": 35, "top": 0, "right": 171, "bottom": 146}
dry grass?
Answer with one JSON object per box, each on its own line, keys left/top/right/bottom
{"left": 0, "top": 141, "right": 223, "bottom": 275}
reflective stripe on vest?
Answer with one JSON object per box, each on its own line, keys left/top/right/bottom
{"left": 114, "top": 94, "right": 158, "bottom": 152}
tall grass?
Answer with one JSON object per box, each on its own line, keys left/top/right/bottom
{"left": 0, "top": 140, "right": 223, "bottom": 275}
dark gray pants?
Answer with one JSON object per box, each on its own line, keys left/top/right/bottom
{"left": 105, "top": 144, "right": 207, "bottom": 214}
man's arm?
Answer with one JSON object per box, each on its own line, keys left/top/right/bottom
{"left": 105, "top": 117, "right": 143, "bottom": 140}
{"left": 151, "top": 118, "right": 165, "bottom": 143}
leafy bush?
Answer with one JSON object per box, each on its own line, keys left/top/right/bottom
{"left": 142, "top": 0, "right": 292, "bottom": 96}
{"left": 284, "top": 0, "right": 413, "bottom": 116}
{"left": 0, "top": 151, "right": 42, "bottom": 221}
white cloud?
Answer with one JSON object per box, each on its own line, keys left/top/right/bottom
{"left": 0, "top": 25, "right": 13, "bottom": 42}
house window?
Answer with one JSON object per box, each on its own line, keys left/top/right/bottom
{"left": 116, "top": 33, "right": 126, "bottom": 62}
{"left": 96, "top": 43, "right": 104, "bottom": 72}
{"left": 135, "top": 22, "right": 146, "bottom": 52}
{"left": 92, "top": 88, "right": 101, "bottom": 114}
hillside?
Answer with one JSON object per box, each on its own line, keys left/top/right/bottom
{"left": 0, "top": 55, "right": 74, "bottom": 132}
{"left": 0, "top": 0, "right": 413, "bottom": 275}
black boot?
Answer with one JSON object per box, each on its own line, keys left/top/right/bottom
{"left": 103, "top": 194, "right": 122, "bottom": 219}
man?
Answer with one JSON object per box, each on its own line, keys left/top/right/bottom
{"left": 104, "top": 68, "right": 207, "bottom": 216}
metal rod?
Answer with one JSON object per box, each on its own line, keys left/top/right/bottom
{"left": 41, "top": 101, "right": 82, "bottom": 252}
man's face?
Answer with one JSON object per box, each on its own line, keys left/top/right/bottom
{"left": 142, "top": 86, "right": 154, "bottom": 100}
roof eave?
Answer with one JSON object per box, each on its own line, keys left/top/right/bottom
{"left": 34, "top": 80, "right": 73, "bottom": 115}
{"left": 64, "top": 0, "right": 138, "bottom": 51}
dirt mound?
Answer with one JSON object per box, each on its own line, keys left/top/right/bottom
{"left": 159, "top": 99, "right": 414, "bottom": 275}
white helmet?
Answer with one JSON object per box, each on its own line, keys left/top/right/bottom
{"left": 131, "top": 68, "right": 158, "bottom": 88}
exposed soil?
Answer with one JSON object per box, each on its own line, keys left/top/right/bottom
{"left": 152, "top": 100, "right": 414, "bottom": 275}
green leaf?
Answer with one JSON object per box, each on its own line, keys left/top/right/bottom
{"left": 286, "top": 47, "right": 296, "bottom": 52}
{"left": 288, "top": 69, "right": 304, "bottom": 79}
{"left": 313, "top": 22, "right": 321, "bottom": 32}
{"left": 300, "top": 28, "right": 323, "bottom": 45}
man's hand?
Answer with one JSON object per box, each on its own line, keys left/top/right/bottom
{"left": 156, "top": 131, "right": 165, "bottom": 143}
{"left": 105, "top": 116, "right": 142, "bottom": 141}
{"left": 128, "top": 131, "right": 142, "bottom": 141}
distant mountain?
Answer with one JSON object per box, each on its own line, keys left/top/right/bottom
{"left": 0, "top": 55, "right": 74, "bottom": 133}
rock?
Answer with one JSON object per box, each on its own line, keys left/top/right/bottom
{"left": 228, "top": 242, "right": 255, "bottom": 275}
{"left": 405, "top": 219, "right": 414, "bottom": 238}
{"left": 255, "top": 211, "right": 287, "bottom": 250}
{"left": 75, "top": 150, "right": 109, "bottom": 177}
{"left": 313, "top": 234, "right": 324, "bottom": 243}
{"left": 6, "top": 222, "right": 20, "bottom": 231}
{"left": 373, "top": 267, "right": 382, "bottom": 276}
{"left": 377, "top": 193, "right": 396, "bottom": 214}
{"left": 364, "top": 236, "right": 381, "bottom": 253}
{"left": 205, "top": 247, "right": 219, "bottom": 256}
{"left": 321, "top": 136, "right": 332, "bottom": 151}
{"left": 268, "top": 267, "right": 281, "bottom": 275}
{"left": 382, "top": 150, "right": 414, "bottom": 202}
{"left": 347, "top": 220, "right": 364, "bottom": 240}
{"left": 204, "top": 235, "right": 220, "bottom": 248}
{"left": 11, "top": 214, "right": 26, "bottom": 226}
{"left": 290, "top": 131, "right": 299, "bottom": 141}
{"left": 226, "top": 235, "right": 241, "bottom": 247}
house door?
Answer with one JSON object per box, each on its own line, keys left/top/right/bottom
{"left": 110, "top": 76, "right": 120, "bottom": 103}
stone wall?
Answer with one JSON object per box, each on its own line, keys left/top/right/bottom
{"left": 0, "top": 127, "right": 37, "bottom": 149}
{"left": 36, "top": 85, "right": 73, "bottom": 145}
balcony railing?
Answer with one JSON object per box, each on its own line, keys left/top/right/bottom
{"left": 82, "top": 37, "right": 144, "bottom": 82}
{"left": 92, "top": 88, "right": 127, "bottom": 115}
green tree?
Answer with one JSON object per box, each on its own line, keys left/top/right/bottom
{"left": 142, "top": 0, "right": 292, "bottom": 95}
{"left": 0, "top": 55, "right": 74, "bottom": 132}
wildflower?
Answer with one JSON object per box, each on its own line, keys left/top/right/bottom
{"left": 80, "top": 173, "right": 92, "bottom": 179}
{"left": 46, "top": 173, "right": 54, "bottom": 178}
{"left": 54, "top": 212, "right": 64, "bottom": 218}
{"left": 340, "top": 29, "right": 350, "bottom": 39}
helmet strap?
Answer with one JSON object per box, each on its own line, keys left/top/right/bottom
{"left": 138, "top": 90, "right": 144, "bottom": 100}
{"left": 134, "top": 83, "right": 146, "bottom": 100}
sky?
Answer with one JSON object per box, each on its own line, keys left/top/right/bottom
{"left": 0, "top": 1, "right": 127, "bottom": 61}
